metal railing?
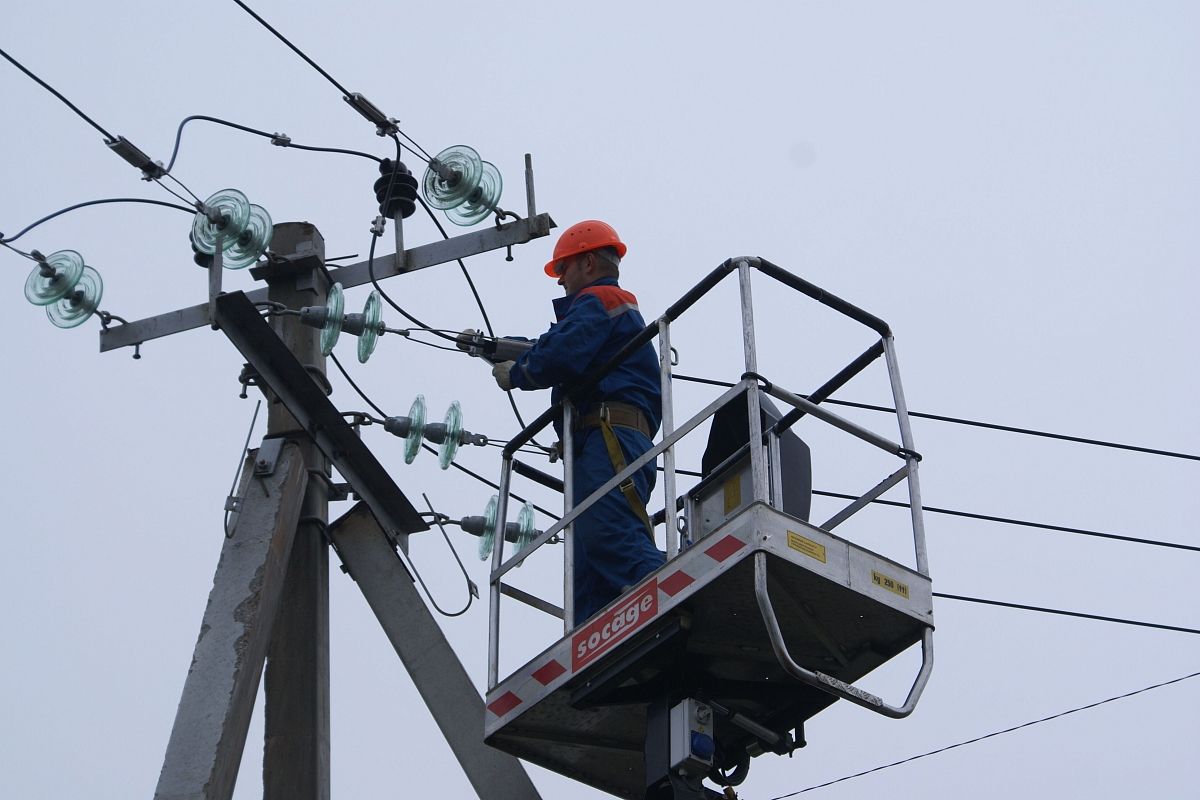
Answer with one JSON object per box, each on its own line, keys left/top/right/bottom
{"left": 486, "top": 257, "right": 930, "bottom": 692}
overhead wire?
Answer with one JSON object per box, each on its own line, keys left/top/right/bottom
{"left": 765, "top": 669, "right": 1200, "bottom": 799}
{"left": 1, "top": 198, "right": 197, "bottom": 245}
{"left": 671, "top": 373, "right": 1199, "bottom": 463}
{"left": 228, "top": 0, "right": 431, "bottom": 165}
{"left": 229, "top": 0, "right": 353, "bottom": 97}
{"left": 0, "top": 45, "right": 210, "bottom": 207}
{"left": 933, "top": 592, "right": 1200, "bottom": 636}
{"left": 812, "top": 489, "right": 1199, "bottom": 553}
{"left": 163, "top": 114, "right": 385, "bottom": 173}
{"left": 230, "top": 0, "right": 548, "bottom": 452}
{"left": 0, "top": 45, "right": 114, "bottom": 139}
{"left": 328, "top": 349, "right": 559, "bottom": 520}
{"left": 381, "top": 492, "right": 475, "bottom": 618}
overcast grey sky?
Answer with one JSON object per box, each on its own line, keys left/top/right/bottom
{"left": 1, "top": 2, "right": 1197, "bottom": 798}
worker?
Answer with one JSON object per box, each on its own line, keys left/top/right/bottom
{"left": 468, "top": 220, "right": 665, "bottom": 625}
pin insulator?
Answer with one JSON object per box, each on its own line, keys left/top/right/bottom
{"left": 374, "top": 159, "right": 419, "bottom": 219}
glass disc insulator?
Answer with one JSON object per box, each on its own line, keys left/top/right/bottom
{"left": 25, "top": 249, "right": 85, "bottom": 306}
{"left": 515, "top": 502, "right": 536, "bottom": 554}
{"left": 191, "top": 189, "right": 250, "bottom": 254}
{"left": 319, "top": 282, "right": 345, "bottom": 356}
{"left": 46, "top": 265, "right": 103, "bottom": 329}
{"left": 222, "top": 204, "right": 273, "bottom": 269}
{"left": 357, "top": 290, "right": 382, "bottom": 364}
{"left": 421, "top": 145, "right": 483, "bottom": 210}
{"left": 403, "top": 393, "right": 426, "bottom": 464}
{"left": 445, "top": 161, "right": 503, "bottom": 227}
{"left": 478, "top": 495, "right": 499, "bottom": 561}
{"left": 437, "top": 400, "right": 463, "bottom": 470}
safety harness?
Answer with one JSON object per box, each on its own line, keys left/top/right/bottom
{"left": 575, "top": 401, "right": 655, "bottom": 541}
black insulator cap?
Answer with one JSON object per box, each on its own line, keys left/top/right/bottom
{"left": 374, "top": 159, "right": 420, "bottom": 219}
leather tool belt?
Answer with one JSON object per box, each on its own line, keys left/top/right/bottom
{"left": 573, "top": 401, "right": 653, "bottom": 439}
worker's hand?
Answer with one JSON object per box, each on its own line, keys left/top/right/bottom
{"left": 492, "top": 361, "right": 515, "bottom": 391}
{"left": 456, "top": 328, "right": 480, "bottom": 352}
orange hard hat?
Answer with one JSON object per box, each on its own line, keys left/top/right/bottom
{"left": 543, "top": 220, "right": 628, "bottom": 277}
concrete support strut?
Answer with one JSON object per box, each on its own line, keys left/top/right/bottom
{"left": 153, "top": 444, "right": 308, "bottom": 800}
{"left": 330, "top": 503, "right": 542, "bottom": 800}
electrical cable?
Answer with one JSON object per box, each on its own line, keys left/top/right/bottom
{"left": 415, "top": 195, "right": 497, "bottom": 337}
{"left": 0, "top": 45, "right": 114, "bottom": 140}
{"left": 812, "top": 489, "right": 1199, "bottom": 553}
{"left": 765, "top": 669, "right": 1200, "bottom": 799}
{"left": 411, "top": 194, "right": 547, "bottom": 451}
{"left": 0, "top": 240, "right": 34, "bottom": 260}
{"left": 418, "top": 492, "right": 479, "bottom": 616}
{"left": 1, "top": 197, "right": 197, "bottom": 244}
{"left": 151, "top": 179, "right": 200, "bottom": 208}
{"left": 163, "top": 114, "right": 384, "bottom": 173}
{"left": 229, "top": 0, "right": 430, "bottom": 165}
{"left": 160, "top": 172, "right": 202, "bottom": 204}
{"left": 670, "top": 374, "right": 1199, "bottom": 463}
{"left": 329, "top": 348, "right": 558, "bottom": 519}
{"left": 933, "top": 592, "right": 1200, "bottom": 635}
{"left": 824, "top": 397, "right": 1200, "bottom": 464}
{"left": 380, "top": 494, "right": 475, "bottom": 619}
{"left": 329, "top": 350, "right": 387, "bottom": 418}
{"left": 229, "top": 0, "right": 354, "bottom": 97}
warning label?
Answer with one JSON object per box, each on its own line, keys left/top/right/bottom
{"left": 722, "top": 476, "right": 742, "bottom": 515}
{"left": 787, "top": 531, "right": 827, "bottom": 563}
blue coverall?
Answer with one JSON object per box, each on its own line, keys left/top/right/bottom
{"left": 510, "top": 276, "right": 665, "bottom": 624}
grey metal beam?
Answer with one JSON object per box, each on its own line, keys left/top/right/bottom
{"left": 154, "top": 443, "right": 308, "bottom": 800}
{"left": 98, "top": 214, "right": 554, "bottom": 352}
{"left": 329, "top": 503, "right": 542, "bottom": 800}
{"left": 212, "top": 289, "right": 428, "bottom": 543}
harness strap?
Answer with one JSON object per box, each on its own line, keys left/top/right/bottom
{"left": 597, "top": 414, "right": 655, "bottom": 542}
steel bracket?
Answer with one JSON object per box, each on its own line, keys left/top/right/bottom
{"left": 254, "top": 438, "right": 285, "bottom": 477}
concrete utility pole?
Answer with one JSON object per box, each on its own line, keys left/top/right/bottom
{"left": 146, "top": 213, "right": 552, "bottom": 800}
{"left": 261, "top": 223, "right": 331, "bottom": 800}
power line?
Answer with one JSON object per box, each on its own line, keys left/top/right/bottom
{"left": 230, "top": 0, "right": 353, "bottom": 97}
{"left": 1, "top": 198, "right": 195, "bottom": 245}
{"left": 812, "top": 489, "right": 1199, "bottom": 553}
{"left": 0, "top": 45, "right": 114, "bottom": 140}
{"left": 164, "top": 114, "right": 385, "bottom": 173}
{"left": 824, "top": 397, "right": 1200, "bottom": 463}
{"left": 328, "top": 350, "right": 559, "bottom": 520}
{"left": 670, "top": 373, "right": 1199, "bottom": 463}
{"left": 933, "top": 592, "right": 1200, "bottom": 636}
{"left": 229, "top": 0, "right": 432, "bottom": 166}
{"left": 766, "top": 669, "right": 1200, "bottom": 799}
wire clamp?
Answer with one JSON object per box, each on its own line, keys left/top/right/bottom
{"left": 370, "top": 215, "right": 386, "bottom": 237}
{"left": 270, "top": 132, "right": 292, "bottom": 147}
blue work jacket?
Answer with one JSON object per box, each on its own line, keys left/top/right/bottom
{"left": 510, "top": 277, "right": 662, "bottom": 438}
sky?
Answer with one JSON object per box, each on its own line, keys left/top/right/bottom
{"left": 1, "top": 2, "right": 1197, "bottom": 799}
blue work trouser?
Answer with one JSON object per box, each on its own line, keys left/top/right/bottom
{"left": 571, "top": 425, "right": 665, "bottom": 624}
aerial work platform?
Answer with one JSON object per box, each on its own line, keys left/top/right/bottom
{"left": 485, "top": 502, "right": 932, "bottom": 797}
{"left": 483, "top": 258, "right": 934, "bottom": 798}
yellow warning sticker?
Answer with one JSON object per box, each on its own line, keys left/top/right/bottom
{"left": 871, "top": 570, "right": 910, "bottom": 599}
{"left": 722, "top": 476, "right": 742, "bottom": 515}
{"left": 787, "top": 531, "right": 827, "bottom": 563}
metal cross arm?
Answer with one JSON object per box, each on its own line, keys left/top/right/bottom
{"left": 98, "top": 213, "right": 555, "bottom": 352}
{"left": 213, "top": 289, "right": 427, "bottom": 542}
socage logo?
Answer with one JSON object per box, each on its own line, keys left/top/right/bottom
{"left": 571, "top": 580, "right": 658, "bottom": 670}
